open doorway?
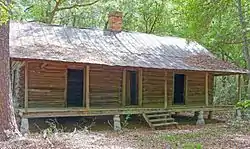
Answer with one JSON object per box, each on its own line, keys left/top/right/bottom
{"left": 173, "top": 74, "right": 185, "bottom": 105}
{"left": 127, "top": 71, "right": 138, "bottom": 105}
{"left": 67, "top": 69, "right": 84, "bottom": 107}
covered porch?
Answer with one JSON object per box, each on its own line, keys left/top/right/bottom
{"left": 13, "top": 60, "right": 244, "bottom": 119}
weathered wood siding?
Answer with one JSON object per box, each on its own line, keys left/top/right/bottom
{"left": 167, "top": 72, "right": 174, "bottom": 106}
{"left": 28, "top": 62, "right": 66, "bottom": 107}
{"left": 143, "top": 69, "right": 165, "bottom": 108}
{"left": 89, "top": 65, "right": 122, "bottom": 108}
{"left": 17, "top": 60, "right": 214, "bottom": 109}
{"left": 171, "top": 71, "right": 213, "bottom": 106}
{"left": 142, "top": 70, "right": 213, "bottom": 107}
{"left": 168, "top": 71, "right": 213, "bottom": 106}
{"left": 185, "top": 72, "right": 206, "bottom": 105}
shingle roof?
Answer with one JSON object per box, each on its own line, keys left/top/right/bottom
{"left": 10, "top": 21, "right": 247, "bottom": 74}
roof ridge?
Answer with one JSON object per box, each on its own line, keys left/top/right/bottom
{"left": 10, "top": 20, "right": 190, "bottom": 40}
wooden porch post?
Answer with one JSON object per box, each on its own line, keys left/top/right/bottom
{"left": 24, "top": 61, "right": 28, "bottom": 112}
{"left": 64, "top": 69, "right": 68, "bottom": 107}
{"left": 139, "top": 68, "right": 143, "bottom": 107}
{"left": 164, "top": 71, "right": 168, "bottom": 108}
{"left": 85, "top": 65, "right": 90, "bottom": 109}
{"left": 185, "top": 75, "right": 188, "bottom": 104}
{"left": 205, "top": 72, "right": 209, "bottom": 106}
{"left": 237, "top": 74, "right": 242, "bottom": 101}
{"left": 122, "top": 68, "right": 126, "bottom": 107}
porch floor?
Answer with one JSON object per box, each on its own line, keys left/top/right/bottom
{"left": 18, "top": 105, "right": 234, "bottom": 118}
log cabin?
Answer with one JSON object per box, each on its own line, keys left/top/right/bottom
{"left": 9, "top": 11, "right": 248, "bottom": 131}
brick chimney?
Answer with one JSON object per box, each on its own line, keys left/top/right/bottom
{"left": 108, "top": 11, "right": 123, "bottom": 32}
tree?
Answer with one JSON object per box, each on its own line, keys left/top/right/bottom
{"left": 236, "top": 0, "right": 250, "bottom": 99}
{"left": 0, "top": 0, "right": 20, "bottom": 141}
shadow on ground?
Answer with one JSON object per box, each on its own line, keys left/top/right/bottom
{"left": 28, "top": 112, "right": 225, "bottom": 132}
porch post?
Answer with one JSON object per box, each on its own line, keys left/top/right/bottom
{"left": 237, "top": 74, "right": 242, "bottom": 101}
{"left": 122, "top": 68, "right": 126, "bottom": 107}
{"left": 164, "top": 70, "right": 168, "bottom": 108}
{"left": 64, "top": 69, "right": 68, "bottom": 107}
{"left": 185, "top": 75, "right": 188, "bottom": 104}
{"left": 24, "top": 61, "right": 28, "bottom": 112}
{"left": 139, "top": 68, "right": 143, "bottom": 107}
{"left": 85, "top": 65, "right": 90, "bottom": 109}
{"left": 205, "top": 72, "right": 209, "bottom": 106}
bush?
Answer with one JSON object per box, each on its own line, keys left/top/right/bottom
{"left": 236, "top": 100, "right": 250, "bottom": 109}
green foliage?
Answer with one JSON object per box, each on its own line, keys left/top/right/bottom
{"left": 183, "top": 143, "right": 202, "bottom": 149}
{"left": 0, "top": 1, "right": 12, "bottom": 25}
{"left": 164, "top": 132, "right": 203, "bottom": 143}
{"left": 121, "top": 114, "right": 131, "bottom": 128}
{"left": 236, "top": 100, "right": 250, "bottom": 109}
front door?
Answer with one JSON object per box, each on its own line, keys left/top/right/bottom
{"left": 67, "top": 69, "right": 84, "bottom": 107}
{"left": 173, "top": 74, "right": 185, "bottom": 105}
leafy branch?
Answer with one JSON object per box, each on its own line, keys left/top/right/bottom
{"left": 57, "top": 0, "right": 100, "bottom": 11}
{"left": 0, "top": 0, "right": 12, "bottom": 25}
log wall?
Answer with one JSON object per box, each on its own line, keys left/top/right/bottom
{"left": 27, "top": 62, "right": 66, "bottom": 107}
{"left": 185, "top": 72, "right": 206, "bottom": 105}
{"left": 142, "top": 70, "right": 213, "bottom": 107}
{"left": 16, "top": 60, "right": 214, "bottom": 109}
{"left": 89, "top": 65, "right": 122, "bottom": 108}
{"left": 143, "top": 69, "right": 165, "bottom": 107}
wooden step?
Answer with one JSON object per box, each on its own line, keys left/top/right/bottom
{"left": 149, "top": 118, "right": 174, "bottom": 123}
{"left": 152, "top": 122, "right": 178, "bottom": 127}
{"left": 147, "top": 113, "right": 170, "bottom": 118}
{"left": 145, "top": 111, "right": 169, "bottom": 114}
{"left": 143, "top": 112, "right": 178, "bottom": 129}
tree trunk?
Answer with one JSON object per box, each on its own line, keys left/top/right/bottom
{"left": 236, "top": 0, "right": 250, "bottom": 99}
{"left": 0, "top": 15, "right": 20, "bottom": 140}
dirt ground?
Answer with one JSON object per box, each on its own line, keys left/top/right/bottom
{"left": 1, "top": 112, "right": 250, "bottom": 149}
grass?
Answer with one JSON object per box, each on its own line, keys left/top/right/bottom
{"left": 161, "top": 126, "right": 227, "bottom": 149}
{"left": 163, "top": 132, "right": 204, "bottom": 148}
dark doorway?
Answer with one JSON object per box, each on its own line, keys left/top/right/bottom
{"left": 67, "top": 69, "right": 84, "bottom": 107}
{"left": 173, "top": 74, "right": 185, "bottom": 105}
{"left": 128, "top": 71, "right": 138, "bottom": 105}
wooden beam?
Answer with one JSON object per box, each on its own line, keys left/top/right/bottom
{"left": 164, "top": 71, "right": 168, "bottom": 108}
{"left": 24, "top": 61, "right": 28, "bottom": 112}
{"left": 83, "top": 68, "right": 85, "bottom": 108}
{"left": 205, "top": 72, "right": 209, "bottom": 106}
{"left": 122, "top": 68, "right": 126, "bottom": 107}
{"left": 85, "top": 65, "right": 90, "bottom": 109}
{"left": 138, "top": 68, "right": 143, "bottom": 107}
{"left": 185, "top": 75, "right": 188, "bottom": 105}
{"left": 172, "top": 72, "right": 175, "bottom": 106}
{"left": 64, "top": 69, "right": 68, "bottom": 107}
{"left": 237, "top": 74, "right": 242, "bottom": 101}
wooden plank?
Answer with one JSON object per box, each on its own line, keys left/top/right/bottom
{"left": 142, "top": 113, "right": 154, "bottom": 128}
{"left": 24, "top": 61, "right": 28, "bottom": 112}
{"left": 83, "top": 68, "right": 85, "bottom": 107}
{"left": 64, "top": 69, "right": 68, "bottom": 107}
{"left": 19, "top": 105, "right": 233, "bottom": 118}
{"left": 122, "top": 68, "right": 126, "bottom": 107}
{"left": 237, "top": 74, "right": 242, "bottom": 101}
{"left": 185, "top": 75, "right": 188, "bottom": 105}
{"left": 205, "top": 72, "right": 209, "bottom": 106}
{"left": 172, "top": 72, "right": 175, "bottom": 106}
{"left": 164, "top": 71, "right": 168, "bottom": 108}
{"left": 139, "top": 68, "right": 143, "bottom": 107}
{"left": 126, "top": 71, "right": 131, "bottom": 105}
{"left": 85, "top": 65, "right": 90, "bottom": 109}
